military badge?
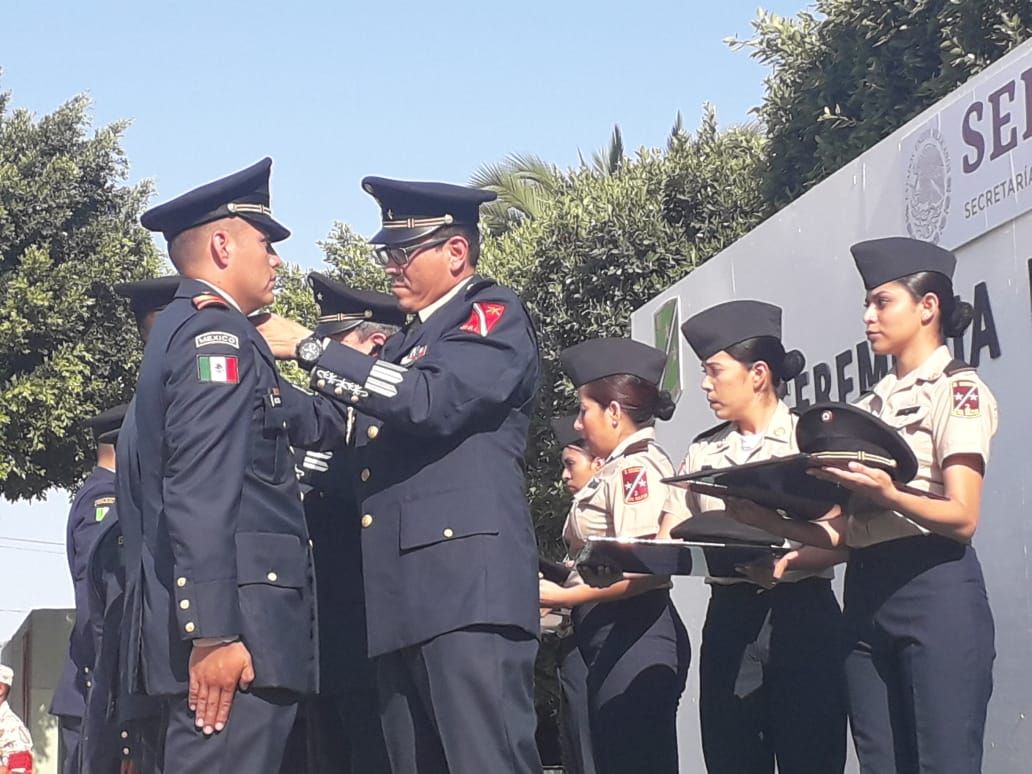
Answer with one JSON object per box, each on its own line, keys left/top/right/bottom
{"left": 622, "top": 467, "right": 649, "bottom": 503}
{"left": 192, "top": 292, "right": 228, "bottom": 310}
{"left": 951, "top": 380, "right": 980, "bottom": 417}
{"left": 195, "top": 331, "right": 239, "bottom": 349}
{"left": 459, "top": 302, "right": 506, "bottom": 337}
{"left": 400, "top": 345, "right": 429, "bottom": 367}
{"left": 197, "top": 355, "right": 240, "bottom": 384}
{"left": 94, "top": 496, "right": 115, "bottom": 522}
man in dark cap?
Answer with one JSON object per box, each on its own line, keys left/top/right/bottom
{"left": 50, "top": 405, "right": 125, "bottom": 774}
{"left": 290, "top": 273, "right": 401, "bottom": 774}
{"left": 117, "top": 158, "right": 318, "bottom": 773}
{"left": 114, "top": 275, "right": 181, "bottom": 343}
{"left": 257, "top": 178, "right": 542, "bottom": 773}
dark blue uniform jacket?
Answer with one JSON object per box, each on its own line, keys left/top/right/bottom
{"left": 308, "top": 277, "right": 541, "bottom": 656}
{"left": 51, "top": 466, "right": 115, "bottom": 718}
{"left": 117, "top": 279, "right": 317, "bottom": 696}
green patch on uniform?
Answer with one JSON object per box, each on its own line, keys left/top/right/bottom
{"left": 94, "top": 496, "right": 114, "bottom": 522}
{"left": 197, "top": 355, "right": 239, "bottom": 384}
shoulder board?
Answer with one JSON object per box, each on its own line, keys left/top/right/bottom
{"left": 93, "top": 496, "right": 115, "bottom": 507}
{"left": 192, "top": 293, "right": 229, "bottom": 311}
{"left": 692, "top": 421, "right": 731, "bottom": 443}
{"left": 621, "top": 440, "right": 651, "bottom": 457}
{"left": 944, "top": 358, "right": 975, "bottom": 377}
{"left": 465, "top": 276, "right": 498, "bottom": 297}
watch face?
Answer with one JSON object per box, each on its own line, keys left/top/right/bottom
{"left": 299, "top": 339, "right": 322, "bottom": 363}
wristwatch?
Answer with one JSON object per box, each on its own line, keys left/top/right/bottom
{"left": 295, "top": 336, "right": 325, "bottom": 370}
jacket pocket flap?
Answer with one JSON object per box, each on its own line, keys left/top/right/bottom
{"left": 236, "top": 532, "right": 307, "bottom": 587}
{"left": 399, "top": 488, "right": 500, "bottom": 551}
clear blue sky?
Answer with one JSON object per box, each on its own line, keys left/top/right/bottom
{"left": 0, "top": 0, "right": 809, "bottom": 643}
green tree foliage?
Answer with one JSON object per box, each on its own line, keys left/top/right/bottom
{"left": 0, "top": 86, "right": 161, "bottom": 500}
{"left": 483, "top": 109, "right": 768, "bottom": 553}
{"left": 735, "top": 0, "right": 1032, "bottom": 208}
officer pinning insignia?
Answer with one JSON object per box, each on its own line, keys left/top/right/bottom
{"left": 952, "top": 380, "right": 981, "bottom": 417}
{"left": 622, "top": 466, "right": 649, "bottom": 503}
{"left": 194, "top": 332, "right": 239, "bottom": 349}
{"left": 459, "top": 301, "right": 506, "bottom": 337}
{"left": 196, "top": 354, "right": 239, "bottom": 384}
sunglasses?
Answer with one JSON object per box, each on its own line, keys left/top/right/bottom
{"left": 373, "top": 236, "right": 451, "bottom": 268}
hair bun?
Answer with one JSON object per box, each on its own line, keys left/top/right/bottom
{"left": 654, "top": 390, "right": 676, "bottom": 421}
{"left": 944, "top": 296, "right": 974, "bottom": 338}
{"left": 780, "top": 349, "right": 806, "bottom": 381}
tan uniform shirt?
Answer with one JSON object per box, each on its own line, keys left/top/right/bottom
{"left": 0, "top": 701, "right": 32, "bottom": 766}
{"left": 679, "top": 400, "right": 833, "bottom": 585}
{"left": 846, "top": 345, "right": 998, "bottom": 548}
{"left": 563, "top": 427, "right": 686, "bottom": 587}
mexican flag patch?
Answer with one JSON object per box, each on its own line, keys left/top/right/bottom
{"left": 197, "top": 355, "right": 239, "bottom": 384}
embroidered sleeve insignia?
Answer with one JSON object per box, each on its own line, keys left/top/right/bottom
{"left": 622, "top": 466, "right": 649, "bottom": 503}
{"left": 459, "top": 302, "right": 506, "bottom": 337}
{"left": 197, "top": 355, "right": 240, "bottom": 384}
{"left": 192, "top": 293, "right": 229, "bottom": 310}
{"left": 951, "top": 380, "right": 981, "bottom": 417}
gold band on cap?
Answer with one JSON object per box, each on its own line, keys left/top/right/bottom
{"left": 382, "top": 214, "right": 455, "bottom": 229}
{"left": 319, "top": 311, "right": 374, "bottom": 323}
{"left": 227, "top": 202, "right": 273, "bottom": 216}
{"left": 810, "top": 450, "right": 896, "bottom": 469}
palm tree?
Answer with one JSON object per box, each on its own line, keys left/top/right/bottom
{"left": 470, "top": 153, "right": 565, "bottom": 236}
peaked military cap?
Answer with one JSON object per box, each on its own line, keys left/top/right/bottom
{"left": 113, "top": 276, "right": 181, "bottom": 321}
{"left": 361, "top": 176, "right": 497, "bottom": 246}
{"left": 88, "top": 404, "right": 128, "bottom": 445}
{"left": 550, "top": 414, "right": 585, "bottom": 450}
{"left": 797, "top": 402, "right": 918, "bottom": 482}
{"left": 308, "top": 272, "right": 406, "bottom": 338}
{"left": 141, "top": 157, "right": 290, "bottom": 243}
{"left": 681, "top": 300, "right": 783, "bottom": 359}
{"left": 560, "top": 338, "right": 668, "bottom": 388}
{"left": 850, "top": 237, "right": 956, "bottom": 290}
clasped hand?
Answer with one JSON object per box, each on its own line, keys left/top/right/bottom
{"left": 188, "top": 640, "right": 255, "bottom": 735}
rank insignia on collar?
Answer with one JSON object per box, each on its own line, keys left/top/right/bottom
{"left": 622, "top": 466, "right": 649, "bottom": 503}
{"left": 951, "top": 380, "right": 980, "bottom": 417}
{"left": 459, "top": 302, "right": 505, "bottom": 337}
{"left": 400, "top": 344, "right": 428, "bottom": 366}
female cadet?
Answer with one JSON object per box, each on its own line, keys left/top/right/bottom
{"left": 728, "top": 237, "right": 997, "bottom": 774}
{"left": 672, "top": 299, "right": 846, "bottom": 774}
{"left": 538, "top": 338, "right": 691, "bottom": 774}
{"left": 540, "top": 415, "right": 599, "bottom": 774}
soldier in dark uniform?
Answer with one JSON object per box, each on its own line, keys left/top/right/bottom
{"left": 256, "top": 178, "right": 542, "bottom": 774}
{"left": 51, "top": 405, "right": 125, "bottom": 774}
{"left": 117, "top": 158, "right": 318, "bottom": 774}
{"left": 73, "top": 277, "right": 180, "bottom": 774}
{"left": 290, "top": 273, "right": 401, "bottom": 773}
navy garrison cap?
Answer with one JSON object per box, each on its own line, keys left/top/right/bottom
{"left": 850, "top": 237, "right": 956, "bottom": 290}
{"left": 88, "top": 404, "right": 128, "bottom": 445}
{"left": 560, "top": 338, "right": 668, "bottom": 388}
{"left": 681, "top": 300, "right": 782, "bottom": 359}
{"left": 797, "top": 402, "right": 918, "bottom": 482}
{"left": 308, "top": 272, "right": 406, "bottom": 338}
{"left": 551, "top": 414, "right": 585, "bottom": 450}
{"left": 113, "top": 276, "right": 181, "bottom": 321}
{"left": 141, "top": 157, "right": 290, "bottom": 243}
{"left": 361, "top": 177, "right": 497, "bottom": 246}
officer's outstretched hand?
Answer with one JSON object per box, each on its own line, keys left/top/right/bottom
{"left": 188, "top": 641, "right": 255, "bottom": 735}
{"left": 252, "top": 312, "right": 312, "bottom": 360}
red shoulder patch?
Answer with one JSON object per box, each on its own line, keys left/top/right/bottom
{"left": 622, "top": 466, "right": 649, "bottom": 503}
{"left": 192, "top": 293, "right": 229, "bottom": 311}
{"left": 951, "top": 379, "right": 980, "bottom": 417}
{"left": 459, "top": 302, "right": 506, "bottom": 336}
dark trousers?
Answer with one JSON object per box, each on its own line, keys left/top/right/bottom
{"left": 556, "top": 634, "right": 597, "bottom": 774}
{"left": 376, "top": 625, "right": 541, "bottom": 774}
{"left": 163, "top": 689, "right": 299, "bottom": 774}
{"left": 573, "top": 589, "right": 690, "bottom": 774}
{"left": 844, "top": 536, "right": 995, "bottom": 774}
{"left": 295, "top": 690, "right": 390, "bottom": 773}
{"left": 699, "top": 579, "right": 846, "bottom": 774}
{"left": 57, "top": 715, "right": 82, "bottom": 774}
